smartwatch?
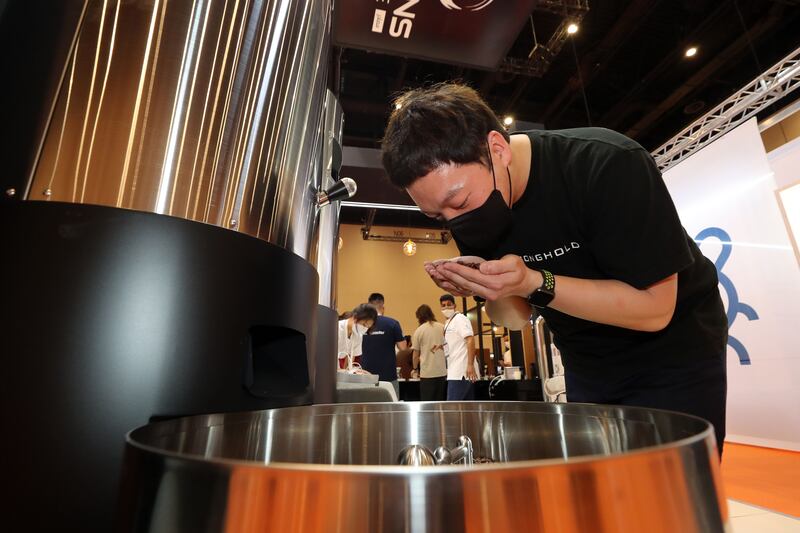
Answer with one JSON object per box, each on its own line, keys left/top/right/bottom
{"left": 527, "top": 269, "right": 555, "bottom": 309}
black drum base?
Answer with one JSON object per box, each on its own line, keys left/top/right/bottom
{"left": 1, "top": 201, "right": 323, "bottom": 530}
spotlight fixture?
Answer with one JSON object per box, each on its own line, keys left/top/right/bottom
{"left": 503, "top": 115, "right": 514, "bottom": 127}
{"left": 566, "top": 23, "right": 579, "bottom": 35}
{"left": 685, "top": 46, "right": 697, "bottom": 58}
{"left": 402, "top": 239, "right": 417, "bottom": 256}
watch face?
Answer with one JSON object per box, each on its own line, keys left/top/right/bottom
{"left": 530, "top": 269, "right": 556, "bottom": 309}
{"left": 528, "top": 288, "right": 555, "bottom": 309}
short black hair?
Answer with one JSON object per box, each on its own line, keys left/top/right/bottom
{"left": 368, "top": 293, "right": 384, "bottom": 304}
{"left": 415, "top": 304, "right": 436, "bottom": 325}
{"left": 352, "top": 303, "right": 378, "bottom": 323}
{"left": 381, "top": 82, "right": 509, "bottom": 188}
{"left": 439, "top": 294, "right": 456, "bottom": 305}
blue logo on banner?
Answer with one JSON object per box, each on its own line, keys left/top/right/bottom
{"left": 695, "top": 227, "right": 758, "bottom": 365}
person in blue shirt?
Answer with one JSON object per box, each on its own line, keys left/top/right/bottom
{"left": 361, "top": 293, "right": 407, "bottom": 398}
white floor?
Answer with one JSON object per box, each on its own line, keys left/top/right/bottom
{"left": 728, "top": 500, "right": 800, "bottom": 532}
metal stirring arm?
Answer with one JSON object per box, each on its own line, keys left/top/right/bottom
{"left": 449, "top": 436, "right": 474, "bottom": 466}
{"left": 412, "top": 436, "right": 475, "bottom": 466}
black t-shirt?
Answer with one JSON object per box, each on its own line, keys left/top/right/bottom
{"left": 361, "top": 315, "right": 404, "bottom": 381}
{"left": 463, "top": 128, "right": 727, "bottom": 380}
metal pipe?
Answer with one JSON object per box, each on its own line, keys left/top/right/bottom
{"left": 476, "top": 301, "right": 486, "bottom": 375}
{"left": 534, "top": 315, "right": 558, "bottom": 402}
{"left": 314, "top": 90, "right": 344, "bottom": 307}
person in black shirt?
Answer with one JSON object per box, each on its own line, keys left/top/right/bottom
{"left": 381, "top": 83, "right": 728, "bottom": 454}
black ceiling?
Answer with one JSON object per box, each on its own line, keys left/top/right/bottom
{"left": 336, "top": 0, "right": 800, "bottom": 230}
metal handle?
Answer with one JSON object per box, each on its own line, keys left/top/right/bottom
{"left": 318, "top": 177, "right": 356, "bottom": 207}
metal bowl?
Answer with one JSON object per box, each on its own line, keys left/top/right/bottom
{"left": 115, "top": 402, "right": 727, "bottom": 532}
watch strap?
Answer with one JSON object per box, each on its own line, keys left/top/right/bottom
{"left": 541, "top": 269, "right": 555, "bottom": 292}
{"left": 527, "top": 269, "right": 556, "bottom": 309}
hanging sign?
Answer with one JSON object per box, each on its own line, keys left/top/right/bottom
{"left": 333, "top": 0, "right": 538, "bottom": 69}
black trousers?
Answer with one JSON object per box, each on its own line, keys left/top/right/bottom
{"left": 420, "top": 376, "right": 447, "bottom": 401}
{"left": 565, "top": 353, "right": 727, "bottom": 456}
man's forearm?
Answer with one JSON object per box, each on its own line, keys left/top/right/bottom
{"left": 441, "top": 256, "right": 677, "bottom": 333}
{"left": 530, "top": 271, "right": 678, "bottom": 332}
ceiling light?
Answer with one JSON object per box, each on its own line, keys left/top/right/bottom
{"left": 394, "top": 102, "right": 402, "bottom": 110}
{"left": 685, "top": 46, "right": 697, "bottom": 58}
{"left": 503, "top": 115, "right": 514, "bottom": 126}
{"left": 566, "top": 23, "right": 579, "bottom": 35}
{"left": 402, "top": 239, "right": 417, "bottom": 256}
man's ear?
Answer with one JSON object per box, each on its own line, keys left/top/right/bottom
{"left": 487, "top": 130, "right": 512, "bottom": 166}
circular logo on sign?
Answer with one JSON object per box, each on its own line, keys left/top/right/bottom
{"left": 439, "top": 0, "right": 495, "bottom": 11}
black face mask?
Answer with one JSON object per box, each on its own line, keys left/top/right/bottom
{"left": 446, "top": 144, "right": 513, "bottom": 255}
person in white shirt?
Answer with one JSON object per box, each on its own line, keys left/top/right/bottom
{"left": 337, "top": 303, "right": 378, "bottom": 370}
{"left": 500, "top": 334, "right": 513, "bottom": 368}
{"left": 440, "top": 294, "right": 479, "bottom": 400}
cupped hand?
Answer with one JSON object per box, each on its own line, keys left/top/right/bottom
{"left": 423, "top": 261, "right": 474, "bottom": 297}
{"left": 434, "top": 254, "right": 540, "bottom": 301}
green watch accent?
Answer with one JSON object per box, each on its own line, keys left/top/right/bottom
{"left": 527, "top": 269, "right": 556, "bottom": 309}
{"left": 541, "top": 269, "right": 555, "bottom": 291}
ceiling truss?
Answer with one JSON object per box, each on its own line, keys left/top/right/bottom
{"left": 652, "top": 45, "right": 800, "bottom": 171}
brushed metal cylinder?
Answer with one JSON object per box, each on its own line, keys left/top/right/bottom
{"left": 28, "top": 0, "right": 331, "bottom": 258}
{"left": 117, "top": 402, "right": 729, "bottom": 533}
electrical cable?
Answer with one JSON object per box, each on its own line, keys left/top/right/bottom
{"left": 570, "top": 36, "right": 592, "bottom": 126}
{"left": 732, "top": 0, "right": 765, "bottom": 77}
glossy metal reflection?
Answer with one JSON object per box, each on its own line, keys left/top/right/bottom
{"left": 397, "top": 444, "right": 436, "bottom": 466}
{"left": 433, "top": 445, "right": 453, "bottom": 465}
{"left": 117, "top": 402, "right": 729, "bottom": 532}
{"left": 29, "top": 0, "right": 331, "bottom": 259}
{"left": 313, "top": 89, "right": 344, "bottom": 307}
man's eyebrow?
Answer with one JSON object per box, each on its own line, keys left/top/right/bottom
{"left": 443, "top": 183, "right": 464, "bottom": 202}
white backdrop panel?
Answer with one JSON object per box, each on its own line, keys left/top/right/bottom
{"left": 662, "top": 118, "right": 800, "bottom": 451}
